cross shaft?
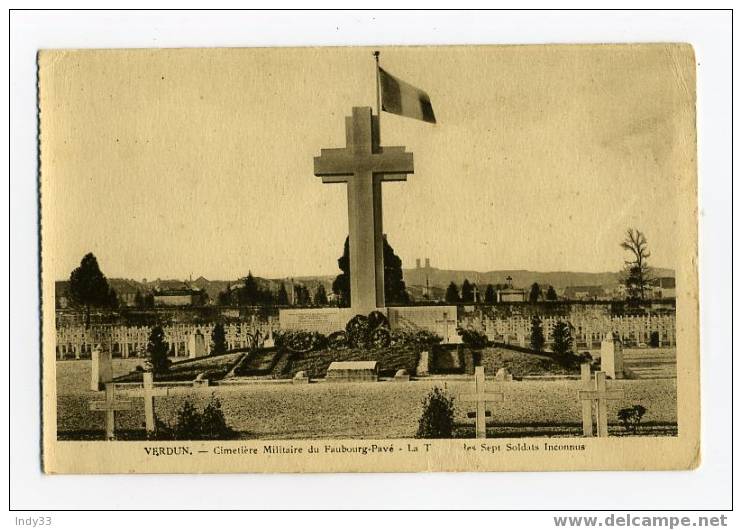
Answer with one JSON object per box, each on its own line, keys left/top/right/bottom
{"left": 461, "top": 366, "right": 504, "bottom": 439}
{"left": 89, "top": 384, "right": 133, "bottom": 440}
{"left": 314, "top": 107, "right": 414, "bottom": 314}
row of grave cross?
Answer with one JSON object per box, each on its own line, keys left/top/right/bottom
{"left": 91, "top": 364, "right": 624, "bottom": 441}
{"left": 461, "top": 364, "right": 624, "bottom": 439}
{"left": 89, "top": 372, "right": 168, "bottom": 440}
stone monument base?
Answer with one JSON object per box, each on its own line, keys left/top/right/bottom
{"left": 279, "top": 307, "right": 369, "bottom": 335}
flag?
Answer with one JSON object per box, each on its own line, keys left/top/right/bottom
{"left": 379, "top": 67, "right": 436, "bottom": 124}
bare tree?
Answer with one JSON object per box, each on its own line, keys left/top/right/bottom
{"left": 621, "top": 228, "right": 652, "bottom": 301}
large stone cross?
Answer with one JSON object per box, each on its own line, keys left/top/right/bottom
{"left": 314, "top": 107, "right": 414, "bottom": 314}
{"left": 89, "top": 383, "right": 133, "bottom": 440}
{"left": 461, "top": 366, "right": 504, "bottom": 439}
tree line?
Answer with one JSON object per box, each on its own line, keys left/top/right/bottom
{"left": 443, "top": 280, "right": 558, "bottom": 304}
{"left": 215, "top": 272, "right": 330, "bottom": 308}
{"left": 66, "top": 226, "right": 656, "bottom": 322}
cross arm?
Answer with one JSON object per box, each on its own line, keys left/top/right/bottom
{"left": 314, "top": 148, "right": 414, "bottom": 177}
{"left": 314, "top": 149, "right": 353, "bottom": 177}
{"left": 90, "top": 400, "right": 134, "bottom": 411}
{"left": 578, "top": 390, "right": 624, "bottom": 400}
{"left": 461, "top": 392, "right": 504, "bottom": 403}
{"left": 118, "top": 387, "right": 170, "bottom": 398}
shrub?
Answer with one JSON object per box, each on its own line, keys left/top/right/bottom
{"left": 152, "top": 395, "right": 237, "bottom": 440}
{"left": 617, "top": 404, "right": 647, "bottom": 434}
{"left": 199, "top": 397, "right": 235, "bottom": 440}
{"left": 551, "top": 321, "right": 574, "bottom": 357}
{"left": 146, "top": 325, "right": 171, "bottom": 374}
{"left": 457, "top": 327, "right": 488, "bottom": 349}
{"left": 578, "top": 352, "right": 593, "bottom": 363}
{"left": 174, "top": 400, "right": 202, "bottom": 439}
{"left": 211, "top": 323, "right": 227, "bottom": 355}
{"left": 416, "top": 387, "right": 455, "bottom": 439}
{"left": 530, "top": 315, "right": 546, "bottom": 351}
{"left": 391, "top": 329, "right": 443, "bottom": 348}
{"left": 411, "top": 329, "right": 443, "bottom": 347}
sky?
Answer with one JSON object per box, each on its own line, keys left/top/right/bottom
{"left": 40, "top": 44, "right": 695, "bottom": 281}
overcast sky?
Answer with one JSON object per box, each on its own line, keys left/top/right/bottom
{"left": 40, "top": 44, "right": 695, "bottom": 281}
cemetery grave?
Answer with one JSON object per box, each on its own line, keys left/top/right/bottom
{"left": 57, "top": 376, "right": 677, "bottom": 440}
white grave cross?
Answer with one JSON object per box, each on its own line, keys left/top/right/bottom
{"left": 119, "top": 372, "right": 169, "bottom": 433}
{"left": 89, "top": 383, "right": 133, "bottom": 440}
{"left": 578, "top": 371, "right": 624, "bottom": 437}
{"left": 578, "top": 363, "right": 594, "bottom": 436}
{"left": 461, "top": 366, "right": 504, "bottom": 439}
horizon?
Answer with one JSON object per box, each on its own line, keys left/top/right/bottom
{"left": 54, "top": 263, "right": 676, "bottom": 284}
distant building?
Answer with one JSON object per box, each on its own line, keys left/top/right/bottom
{"left": 651, "top": 277, "right": 676, "bottom": 299}
{"left": 153, "top": 283, "right": 205, "bottom": 307}
{"left": 108, "top": 279, "right": 142, "bottom": 307}
{"left": 563, "top": 285, "right": 607, "bottom": 301}
{"left": 497, "top": 288, "right": 527, "bottom": 303}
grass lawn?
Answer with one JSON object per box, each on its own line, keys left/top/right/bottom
{"left": 58, "top": 377, "right": 677, "bottom": 440}
{"left": 56, "top": 359, "right": 145, "bottom": 394}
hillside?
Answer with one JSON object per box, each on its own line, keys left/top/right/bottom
{"left": 291, "top": 267, "right": 675, "bottom": 292}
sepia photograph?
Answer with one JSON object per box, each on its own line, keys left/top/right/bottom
{"left": 39, "top": 42, "right": 699, "bottom": 474}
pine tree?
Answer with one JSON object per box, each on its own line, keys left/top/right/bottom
{"left": 314, "top": 284, "right": 328, "bottom": 306}
{"left": 211, "top": 323, "right": 227, "bottom": 355}
{"left": 530, "top": 315, "right": 545, "bottom": 351}
{"left": 484, "top": 284, "right": 496, "bottom": 304}
{"left": 107, "top": 287, "right": 119, "bottom": 308}
{"left": 144, "top": 292, "right": 155, "bottom": 308}
{"left": 551, "top": 321, "right": 573, "bottom": 357}
{"left": 147, "top": 325, "right": 170, "bottom": 374}
{"left": 217, "top": 288, "right": 232, "bottom": 306}
{"left": 546, "top": 286, "right": 558, "bottom": 301}
{"left": 461, "top": 279, "right": 474, "bottom": 303}
{"left": 277, "top": 283, "right": 290, "bottom": 305}
{"left": 382, "top": 236, "right": 410, "bottom": 304}
{"left": 529, "top": 282, "right": 542, "bottom": 303}
{"left": 68, "top": 253, "right": 113, "bottom": 327}
{"left": 240, "top": 272, "right": 259, "bottom": 305}
{"left": 332, "top": 235, "right": 409, "bottom": 306}
{"left": 134, "top": 289, "right": 144, "bottom": 308}
{"left": 445, "top": 282, "right": 460, "bottom": 303}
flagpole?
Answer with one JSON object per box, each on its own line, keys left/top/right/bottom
{"left": 373, "top": 50, "right": 381, "bottom": 135}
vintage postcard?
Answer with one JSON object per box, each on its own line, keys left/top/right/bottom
{"left": 40, "top": 44, "right": 699, "bottom": 473}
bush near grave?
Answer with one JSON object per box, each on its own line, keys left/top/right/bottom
{"left": 416, "top": 387, "right": 455, "bottom": 439}
{"left": 148, "top": 395, "right": 239, "bottom": 441}
{"left": 457, "top": 327, "right": 489, "bottom": 349}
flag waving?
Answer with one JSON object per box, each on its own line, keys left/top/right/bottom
{"left": 379, "top": 67, "right": 437, "bottom": 124}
